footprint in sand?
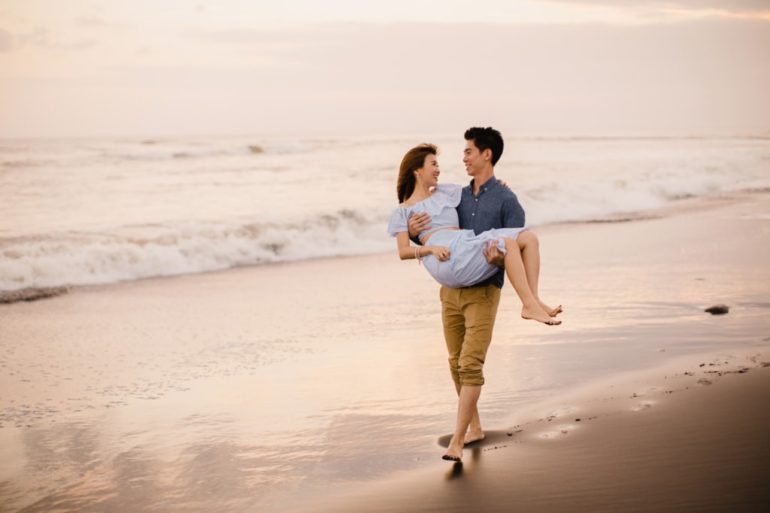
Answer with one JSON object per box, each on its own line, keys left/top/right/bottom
{"left": 632, "top": 400, "right": 656, "bottom": 412}
{"left": 538, "top": 423, "right": 579, "bottom": 439}
{"left": 541, "top": 405, "right": 578, "bottom": 422}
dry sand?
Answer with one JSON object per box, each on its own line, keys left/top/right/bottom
{"left": 1, "top": 190, "right": 769, "bottom": 512}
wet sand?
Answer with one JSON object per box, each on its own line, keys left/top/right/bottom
{"left": 294, "top": 354, "right": 770, "bottom": 513}
{"left": 1, "top": 190, "right": 769, "bottom": 512}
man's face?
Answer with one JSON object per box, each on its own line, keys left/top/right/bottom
{"left": 463, "top": 139, "right": 487, "bottom": 177}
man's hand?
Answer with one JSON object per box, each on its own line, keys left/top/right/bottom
{"left": 483, "top": 240, "right": 505, "bottom": 268}
{"left": 407, "top": 212, "right": 432, "bottom": 239}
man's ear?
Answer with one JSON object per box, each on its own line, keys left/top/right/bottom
{"left": 482, "top": 148, "right": 492, "bottom": 161}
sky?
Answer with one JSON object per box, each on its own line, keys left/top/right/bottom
{"left": 0, "top": 0, "right": 769, "bottom": 138}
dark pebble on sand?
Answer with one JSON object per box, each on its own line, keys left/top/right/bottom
{"left": 704, "top": 304, "right": 729, "bottom": 315}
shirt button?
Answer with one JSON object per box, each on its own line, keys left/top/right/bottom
{"left": 471, "top": 213, "right": 475, "bottom": 216}
{"left": 475, "top": 199, "right": 478, "bottom": 202}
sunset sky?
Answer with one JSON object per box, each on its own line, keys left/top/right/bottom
{"left": 1, "top": 0, "right": 769, "bottom": 138}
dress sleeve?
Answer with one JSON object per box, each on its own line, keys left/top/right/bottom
{"left": 437, "top": 183, "right": 462, "bottom": 207}
{"left": 387, "top": 207, "right": 408, "bottom": 236}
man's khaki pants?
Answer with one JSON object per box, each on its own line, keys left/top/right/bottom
{"left": 440, "top": 284, "right": 501, "bottom": 386}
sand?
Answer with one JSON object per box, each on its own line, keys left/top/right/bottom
{"left": 1, "top": 190, "right": 769, "bottom": 512}
{"left": 295, "top": 355, "right": 770, "bottom": 513}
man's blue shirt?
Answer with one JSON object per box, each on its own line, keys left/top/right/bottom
{"left": 457, "top": 176, "right": 526, "bottom": 288}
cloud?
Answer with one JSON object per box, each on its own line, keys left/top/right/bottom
{"left": 76, "top": 17, "right": 110, "bottom": 28}
{"left": 0, "top": 28, "right": 12, "bottom": 52}
{"left": 16, "top": 27, "right": 51, "bottom": 47}
{"left": 187, "top": 27, "right": 319, "bottom": 48}
{"left": 544, "top": 0, "right": 770, "bottom": 15}
{"left": 13, "top": 27, "right": 96, "bottom": 50}
{"left": 3, "top": 18, "right": 769, "bottom": 137}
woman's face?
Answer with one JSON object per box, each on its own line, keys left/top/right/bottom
{"left": 415, "top": 153, "right": 440, "bottom": 188}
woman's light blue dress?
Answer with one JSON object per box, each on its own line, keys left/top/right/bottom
{"left": 387, "top": 184, "right": 526, "bottom": 288}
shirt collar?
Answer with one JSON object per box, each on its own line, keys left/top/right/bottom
{"left": 468, "top": 176, "right": 498, "bottom": 196}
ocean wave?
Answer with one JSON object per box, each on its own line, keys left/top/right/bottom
{"left": 2, "top": 135, "right": 769, "bottom": 293}
{"left": 0, "top": 210, "right": 390, "bottom": 292}
{"left": 1, "top": 158, "right": 54, "bottom": 168}
{"left": 93, "top": 139, "right": 318, "bottom": 162}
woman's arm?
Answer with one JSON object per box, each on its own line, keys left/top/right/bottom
{"left": 396, "top": 232, "right": 449, "bottom": 261}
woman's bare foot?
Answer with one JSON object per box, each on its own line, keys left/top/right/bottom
{"left": 464, "top": 429, "right": 485, "bottom": 445}
{"left": 443, "top": 437, "right": 464, "bottom": 461}
{"left": 522, "top": 304, "right": 561, "bottom": 325}
{"left": 538, "top": 299, "right": 563, "bottom": 317}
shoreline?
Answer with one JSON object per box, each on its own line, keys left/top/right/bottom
{"left": 1, "top": 188, "right": 768, "bottom": 512}
{"left": 1, "top": 187, "right": 765, "bottom": 306}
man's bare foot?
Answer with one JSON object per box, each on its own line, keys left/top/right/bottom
{"left": 522, "top": 304, "right": 561, "bottom": 325}
{"left": 464, "top": 430, "right": 485, "bottom": 445}
{"left": 538, "top": 299, "right": 563, "bottom": 317}
{"left": 443, "top": 437, "right": 464, "bottom": 461}
{"left": 443, "top": 450, "right": 462, "bottom": 461}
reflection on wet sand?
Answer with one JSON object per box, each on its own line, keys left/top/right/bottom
{"left": 10, "top": 418, "right": 312, "bottom": 512}
{"left": 3, "top": 405, "right": 455, "bottom": 512}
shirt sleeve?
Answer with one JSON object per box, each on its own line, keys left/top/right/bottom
{"left": 387, "top": 207, "right": 408, "bottom": 236}
{"left": 501, "top": 192, "right": 526, "bottom": 228}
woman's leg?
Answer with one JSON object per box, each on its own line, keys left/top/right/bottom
{"left": 502, "top": 237, "right": 560, "bottom": 325}
{"left": 517, "top": 231, "right": 562, "bottom": 317}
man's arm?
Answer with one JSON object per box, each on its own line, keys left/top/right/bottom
{"left": 484, "top": 191, "right": 526, "bottom": 267}
{"left": 407, "top": 212, "right": 431, "bottom": 245}
{"left": 501, "top": 192, "right": 526, "bottom": 228}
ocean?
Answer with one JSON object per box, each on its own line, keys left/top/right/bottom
{"left": 1, "top": 135, "right": 769, "bottom": 293}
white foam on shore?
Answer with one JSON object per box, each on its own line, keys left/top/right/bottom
{"left": 2, "top": 135, "right": 769, "bottom": 291}
{"left": 0, "top": 211, "right": 389, "bottom": 291}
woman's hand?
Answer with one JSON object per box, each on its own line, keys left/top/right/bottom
{"left": 430, "top": 246, "right": 450, "bottom": 261}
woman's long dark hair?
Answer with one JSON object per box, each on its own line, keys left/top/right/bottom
{"left": 397, "top": 143, "right": 437, "bottom": 203}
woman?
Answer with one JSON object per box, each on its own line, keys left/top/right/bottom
{"left": 388, "top": 143, "right": 561, "bottom": 325}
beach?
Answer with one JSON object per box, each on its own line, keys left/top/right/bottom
{"left": 1, "top": 187, "right": 768, "bottom": 512}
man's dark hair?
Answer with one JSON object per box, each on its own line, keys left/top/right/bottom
{"left": 464, "top": 127, "right": 504, "bottom": 166}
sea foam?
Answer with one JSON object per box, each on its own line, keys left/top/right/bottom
{"left": 0, "top": 210, "right": 388, "bottom": 291}
{"left": 1, "top": 135, "right": 768, "bottom": 292}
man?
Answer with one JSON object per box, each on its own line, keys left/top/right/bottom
{"left": 408, "top": 126, "right": 525, "bottom": 461}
